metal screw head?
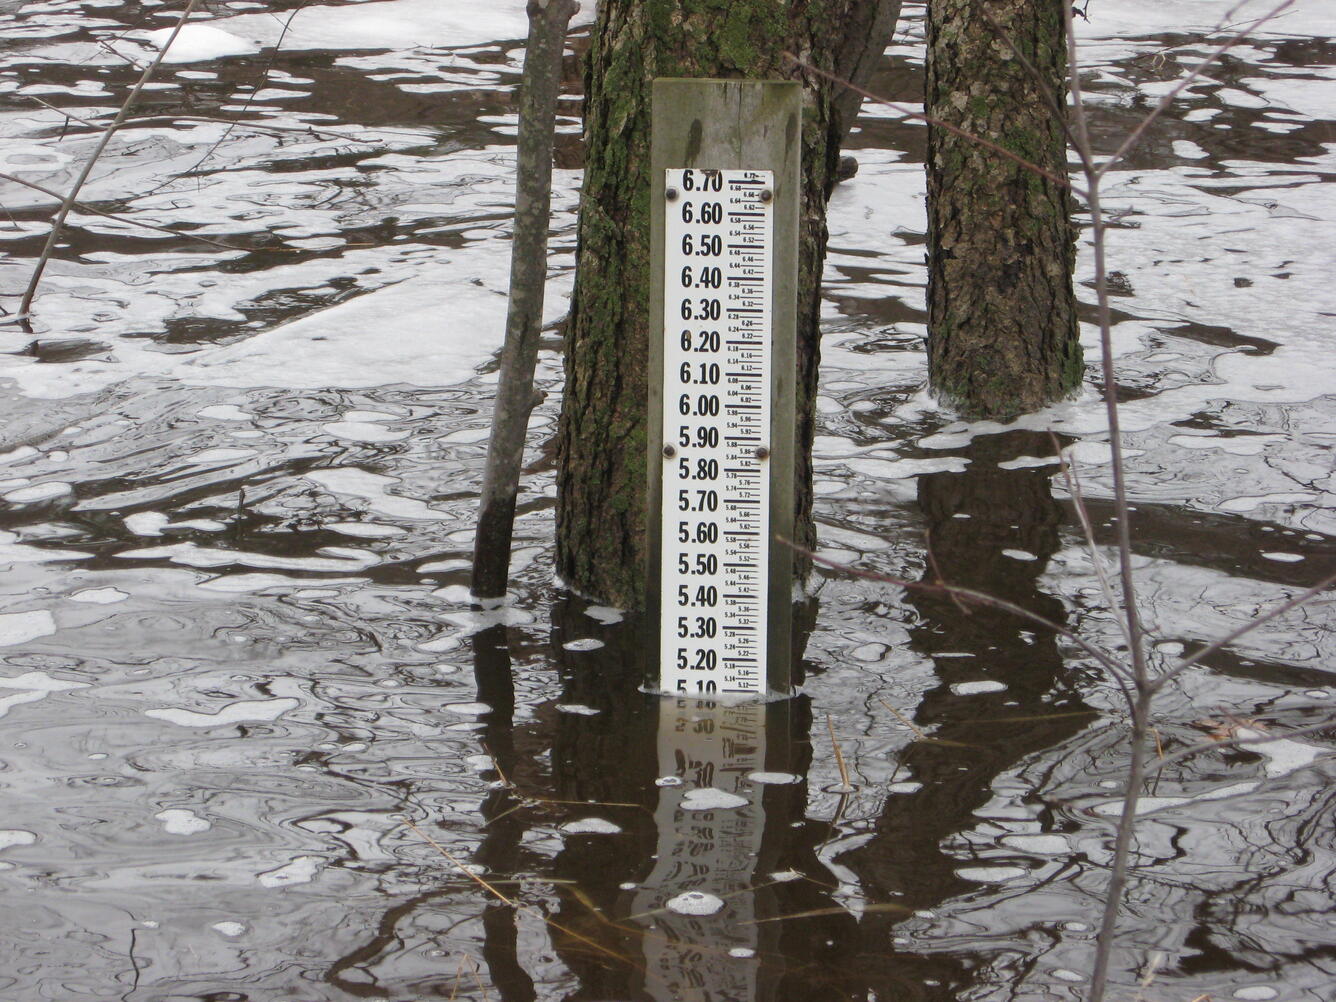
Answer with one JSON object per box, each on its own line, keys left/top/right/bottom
{"left": 663, "top": 444, "right": 676, "bottom": 458}
{"left": 755, "top": 446, "right": 770, "bottom": 460}
{"left": 665, "top": 187, "right": 678, "bottom": 201}
{"left": 759, "top": 188, "right": 773, "bottom": 203}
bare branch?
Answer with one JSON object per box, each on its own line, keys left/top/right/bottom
{"left": 1095, "top": 0, "right": 1297, "bottom": 179}
{"left": 783, "top": 52, "right": 1088, "bottom": 199}
{"left": 787, "top": 537, "right": 1130, "bottom": 682}
{"left": 1145, "top": 716, "right": 1336, "bottom": 777}
{"left": 0, "top": 170, "right": 247, "bottom": 251}
{"left": 978, "top": 10, "right": 1085, "bottom": 165}
{"left": 1156, "top": 569, "right": 1336, "bottom": 689}
{"left": 19, "top": 0, "right": 203, "bottom": 315}
{"left": 1051, "top": 432, "right": 1133, "bottom": 652}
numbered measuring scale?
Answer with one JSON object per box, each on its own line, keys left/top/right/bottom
{"left": 660, "top": 168, "right": 774, "bottom": 696}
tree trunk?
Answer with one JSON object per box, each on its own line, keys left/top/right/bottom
{"left": 472, "top": 0, "right": 579, "bottom": 601}
{"left": 556, "top": 0, "right": 900, "bottom": 607}
{"left": 924, "top": 0, "right": 1081, "bottom": 419}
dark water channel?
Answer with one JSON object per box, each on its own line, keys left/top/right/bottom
{"left": 0, "top": 1, "right": 1333, "bottom": 999}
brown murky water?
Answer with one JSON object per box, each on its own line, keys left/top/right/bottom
{"left": 0, "top": 2, "right": 1333, "bottom": 1000}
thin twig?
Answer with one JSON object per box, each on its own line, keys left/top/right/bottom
{"left": 402, "top": 817, "right": 643, "bottom": 972}
{"left": 1144, "top": 716, "right": 1336, "bottom": 777}
{"left": 0, "top": 170, "right": 248, "bottom": 251}
{"left": 1051, "top": 431, "right": 1133, "bottom": 653}
{"left": 789, "top": 537, "right": 1131, "bottom": 683}
{"left": 1096, "top": 0, "right": 1297, "bottom": 179}
{"left": 827, "top": 714, "right": 852, "bottom": 790}
{"left": 783, "top": 52, "right": 1087, "bottom": 199}
{"left": 1156, "top": 570, "right": 1336, "bottom": 689}
{"left": 19, "top": 0, "right": 203, "bottom": 315}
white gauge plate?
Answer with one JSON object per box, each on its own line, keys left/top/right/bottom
{"left": 659, "top": 168, "right": 772, "bottom": 696}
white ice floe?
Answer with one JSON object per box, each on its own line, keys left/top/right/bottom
{"left": 143, "top": 24, "right": 259, "bottom": 63}
{"left": 746, "top": 772, "right": 801, "bottom": 785}
{"left": 561, "top": 638, "right": 605, "bottom": 652}
{"left": 559, "top": 818, "right": 623, "bottom": 835}
{"left": 0, "top": 670, "right": 89, "bottom": 718}
{"left": 0, "top": 611, "right": 56, "bottom": 646}
{"left": 155, "top": 809, "right": 212, "bottom": 835}
{"left": 258, "top": 855, "right": 322, "bottom": 888}
{"left": 665, "top": 890, "right": 725, "bottom": 916}
{"left": 0, "top": 830, "right": 37, "bottom": 851}
{"left": 680, "top": 788, "right": 749, "bottom": 811}
{"left": 950, "top": 681, "right": 1008, "bottom": 696}
{"left": 146, "top": 696, "right": 300, "bottom": 728}
{"left": 3, "top": 482, "right": 71, "bottom": 503}
{"left": 69, "top": 587, "right": 129, "bottom": 604}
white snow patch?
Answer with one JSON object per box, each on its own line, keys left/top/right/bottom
{"left": 666, "top": 891, "right": 724, "bottom": 916}
{"left": 3, "top": 482, "right": 71, "bottom": 503}
{"left": 69, "top": 587, "right": 129, "bottom": 604}
{"left": 258, "top": 855, "right": 322, "bottom": 888}
{"left": 155, "top": 809, "right": 212, "bottom": 835}
{"left": 680, "top": 788, "right": 749, "bottom": 811}
{"left": 219, "top": 0, "right": 595, "bottom": 52}
{"left": 562, "top": 638, "right": 605, "bottom": 652}
{"left": 146, "top": 696, "right": 300, "bottom": 728}
{"left": 560, "top": 818, "right": 623, "bottom": 835}
{"left": 143, "top": 25, "right": 259, "bottom": 63}
{"left": 0, "top": 611, "right": 56, "bottom": 647}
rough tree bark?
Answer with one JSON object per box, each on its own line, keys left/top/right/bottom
{"left": 925, "top": 0, "right": 1081, "bottom": 418}
{"left": 556, "top": 0, "right": 901, "bottom": 607}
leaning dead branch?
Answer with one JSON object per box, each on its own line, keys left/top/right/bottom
{"left": 18, "top": 0, "right": 202, "bottom": 318}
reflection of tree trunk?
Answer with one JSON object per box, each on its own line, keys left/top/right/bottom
{"left": 472, "top": 625, "right": 537, "bottom": 1002}
{"left": 840, "top": 432, "right": 1093, "bottom": 996}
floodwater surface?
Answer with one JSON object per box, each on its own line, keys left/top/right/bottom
{"left": 0, "top": 1, "right": 1333, "bottom": 1000}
